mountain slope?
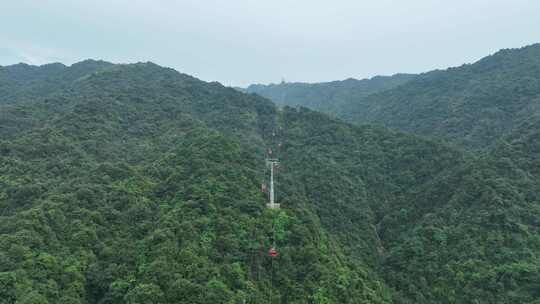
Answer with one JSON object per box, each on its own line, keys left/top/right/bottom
{"left": 245, "top": 74, "right": 415, "bottom": 115}
{"left": 0, "top": 62, "right": 392, "bottom": 303}
{"left": 278, "top": 108, "right": 540, "bottom": 303}
{"left": 247, "top": 44, "right": 540, "bottom": 149}
{"left": 343, "top": 43, "right": 540, "bottom": 148}
{"left": 1, "top": 61, "right": 539, "bottom": 303}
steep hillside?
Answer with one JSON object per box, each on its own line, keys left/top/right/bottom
{"left": 0, "top": 62, "right": 392, "bottom": 303}
{"left": 345, "top": 44, "right": 540, "bottom": 148}
{"left": 245, "top": 74, "right": 415, "bottom": 115}
{"left": 492, "top": 115, "right": 540, "bottom": 177}
{"left": 1, "top": 61, "right": 539, "bottom": 303}
{"left": 279, "top": 109, "right": 540, "bottom": 303}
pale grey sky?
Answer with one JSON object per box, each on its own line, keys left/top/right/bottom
{"left": 1, "top": 0, "right": 539, "bottom": 86}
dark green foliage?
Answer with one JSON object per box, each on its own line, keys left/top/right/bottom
{"left": 1, "top": 59, "right": 540, "bottom": 304}
{"left": 0, "top": 62, "right": 389, "bottom": 303}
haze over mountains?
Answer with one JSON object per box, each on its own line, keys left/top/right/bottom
{"left": 1, "top": 44, "right": 540, "bottom": 304}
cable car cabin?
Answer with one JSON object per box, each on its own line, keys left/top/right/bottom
{"left": 268, "top": 247, "right": 278, "bottom": 257}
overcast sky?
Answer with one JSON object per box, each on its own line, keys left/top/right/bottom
{"left": 1, "top": 0, "right": 539, "bottom": 86}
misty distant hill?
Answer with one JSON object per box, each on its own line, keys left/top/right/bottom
{"left": 245, "top": 74, "right": 416, "bottom": 114}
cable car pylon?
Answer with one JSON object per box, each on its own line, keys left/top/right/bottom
{"left": 265, "top": 157, "right": 280, "bottom": 209}
{"left": 261, "top": 128, "right": 282, "bottom": 263}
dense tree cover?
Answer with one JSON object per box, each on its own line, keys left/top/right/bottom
{"left": 244, "top": 74, "right": 415, "bottom": 115}
{"left": 278, "top": 108, "right": 540, "bottom": 303}
{"left": 1, "top": 60, "right": 539, "bottom": 303}
{"left": 247, "top": 44, "right": 540, "bottom": 149}
{"left": 0, "top": 63, "right": 390, "bottom": 303}
{"left": 492, "top": 115, "right": 540, "bottom": 177}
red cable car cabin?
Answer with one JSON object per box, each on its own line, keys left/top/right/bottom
{"left": 268, "top": 247, "right": 278, "bottom": 257}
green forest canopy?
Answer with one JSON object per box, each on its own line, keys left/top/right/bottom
{"left": 1, "top": 58, "right": 539, "bottom": 303}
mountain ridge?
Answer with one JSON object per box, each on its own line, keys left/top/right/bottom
{"left": 246, "top": 43, "right": 540, "bottom": 149}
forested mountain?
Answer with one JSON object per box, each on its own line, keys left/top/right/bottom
{"left": 245, "top": 74, "right": 415, "bottom": 115}
{"left": 1, "top": 61, "right": 539, "bottom": 304}
{"left": 247, "top": 44, "right": 540, "bottom": 149}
